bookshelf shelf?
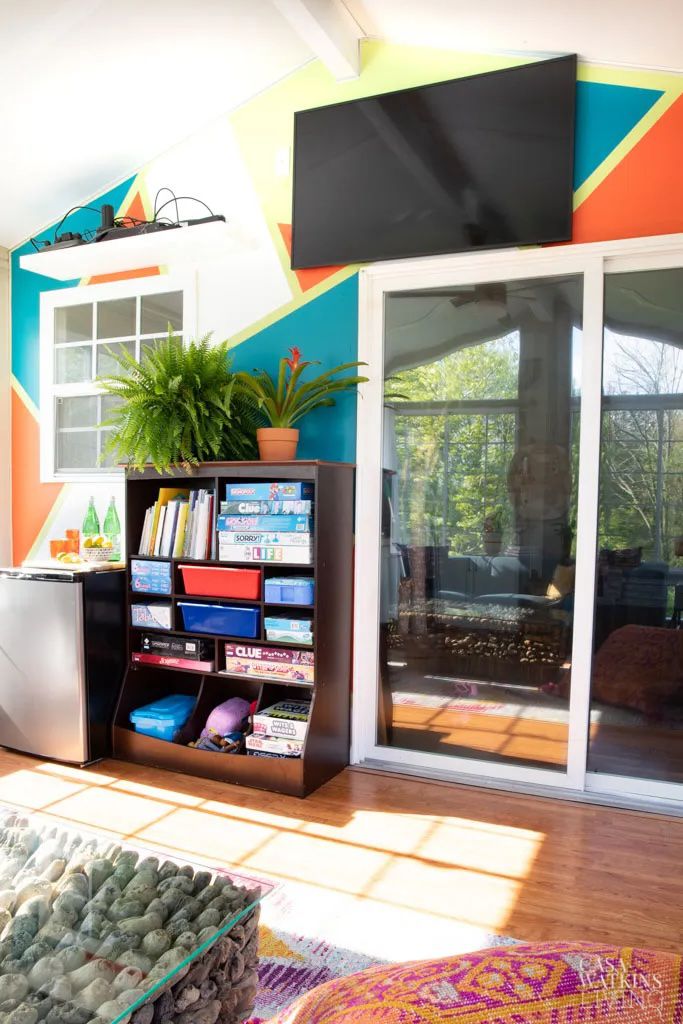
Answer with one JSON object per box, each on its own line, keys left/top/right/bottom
{"left": 127, "top": 660, "right": 315, "bottom": 688}
{"left": 113, "top": 461, "right": 354, "bottom": 798}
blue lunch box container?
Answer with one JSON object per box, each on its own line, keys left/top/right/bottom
{"left": 264, "top": 577, "right": 314, "bottom": 606}
{"left": 177, "top": 601, "right": 261, "bottom": 638}
{"left": 129, "top": 693, "right": 195, "bottom": 742}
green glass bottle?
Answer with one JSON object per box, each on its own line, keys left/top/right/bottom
{"left": 82, "top": 496, "right": 100, "bottom": 545}
{"left": 103, "top": 496, "right": 121, "bottom": 561}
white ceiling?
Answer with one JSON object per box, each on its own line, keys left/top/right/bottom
{"left": 347, "top": 0, "right": 683, "bottom": 73}
{"left": 0, "top": 0, "right": 312, "bottom": 249}
{"left": 1, "top": 0, "right": 681, "bottom": 250}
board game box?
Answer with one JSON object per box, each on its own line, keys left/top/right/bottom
{"left": 252, "top": 700, "right": 311, "bottom": 741}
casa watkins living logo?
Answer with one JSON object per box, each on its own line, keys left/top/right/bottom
{"left": 577, "top": 955, "right": 664, "bottom": 1017}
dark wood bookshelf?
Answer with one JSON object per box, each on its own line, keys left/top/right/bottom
{"left": 112, "top": 461, "right": 354, "bottom": 797}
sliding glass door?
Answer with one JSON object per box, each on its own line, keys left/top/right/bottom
{"left": 587, "top": 267, "right": 683, "bottom": 789}
{"left": 353, "top": 237, "right": 683, "bottom": 807}
{"left": 379, "top": 275, "right": 582, "bottom": 772}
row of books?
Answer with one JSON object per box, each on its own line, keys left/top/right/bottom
{"left": 138, "top": 487, "right": 215, "bottom": 560}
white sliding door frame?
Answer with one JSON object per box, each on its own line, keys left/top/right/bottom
{"left": 0, "top": 247, "right": 10, "bottom": 567}
{"left": 352, "top": 231, "right": 683, "bottom": 809}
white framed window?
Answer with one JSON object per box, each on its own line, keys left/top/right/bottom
{"left": 40, "top": 273, "right": 197, "bottom": 482}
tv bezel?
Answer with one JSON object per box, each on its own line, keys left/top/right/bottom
{"left": 290, "top": 54, "right": 577, "bottom": 269}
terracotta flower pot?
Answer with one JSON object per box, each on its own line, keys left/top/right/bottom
{"left": 257, "top": 427, "right": 299, "bottom": 461}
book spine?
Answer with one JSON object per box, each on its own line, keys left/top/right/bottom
{"left": 153, "top": 507, "right": 167, "bottom": 556}
{"left": 173, "top": 503, "right": 189, "bottom": 558}
{"left": 138, "top": 507, "right": 152, "bottom": 556}
{"left": 160, "top": 501, "right": 178, "bottom": 557}
{"left": 148, "top": 501, "right": 161, "bottom": 555}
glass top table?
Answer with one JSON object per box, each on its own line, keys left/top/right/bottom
{"left": 0, "top": 806, "right": 272, "bottom": 1024}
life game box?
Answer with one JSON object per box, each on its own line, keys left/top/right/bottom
{"left": 223, "top": 643, "right": 315, "bottom": 683}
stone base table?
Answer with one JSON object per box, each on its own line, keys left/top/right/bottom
{"left": 0, "top": 809, "right": 270, "bottom": 1024}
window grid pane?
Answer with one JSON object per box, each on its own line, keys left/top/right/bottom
{"left": 52, "top": 287, "right": 184, "bottom": 474}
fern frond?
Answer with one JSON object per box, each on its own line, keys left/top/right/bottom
{"left": 97, "top": 330, "right": 259, "bottom": 472}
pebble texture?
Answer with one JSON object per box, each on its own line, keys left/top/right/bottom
{"left": 0, "top": 813, "right": 262, "bottom": 1024}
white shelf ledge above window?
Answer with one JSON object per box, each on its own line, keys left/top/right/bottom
{"left": 20, "top": 220, "right": 244, "bottom": 281}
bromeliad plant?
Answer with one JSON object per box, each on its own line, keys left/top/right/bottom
{"left": 238, "top": 347, "right": 368, "bottom": 427}
{"left": 98, "top": 332, "right": 260, "bottom": 472}
{"left": 237, "top": 347, "right": 368, "bottom": 460}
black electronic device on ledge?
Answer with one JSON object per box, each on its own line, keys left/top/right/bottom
{"left": 30, "top": 191, "right": 226, "bottom": 254}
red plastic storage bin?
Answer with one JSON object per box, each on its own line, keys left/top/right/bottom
{"left": 179, "top": 564, "right": 261, "bottom": 600}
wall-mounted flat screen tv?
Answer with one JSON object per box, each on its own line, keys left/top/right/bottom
{"left": 291, "top": 55, "right": 576, "bottom": 269}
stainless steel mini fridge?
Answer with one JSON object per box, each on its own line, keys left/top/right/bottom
{"left": 0, "top": 566, "right": 125, "bottom": 764}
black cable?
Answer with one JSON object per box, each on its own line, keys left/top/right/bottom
{"left": 154, "top": 196, "right": 214, "bottom": 221}
{"left": 154, "top": 187, "right": 179, "bottom": 223}
{"left": 53, "top": 205, "right": 100, "bottom": 241}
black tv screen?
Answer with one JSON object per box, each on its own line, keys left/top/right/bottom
{"left": 291, "top": 55, "right": 576, "bottom": 269}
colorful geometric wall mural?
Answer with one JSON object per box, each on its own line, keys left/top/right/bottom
{"left": 9, "top": 40, "right": 683, "bottom": 563}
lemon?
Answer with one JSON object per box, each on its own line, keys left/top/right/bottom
{"left": 84, "top": 538, "right": 94, "bottom": 549}
{"left": 102, "top": 540, "right": 113, "bottom": 550}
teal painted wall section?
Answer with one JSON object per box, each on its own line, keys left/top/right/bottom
{"left": 11, "top": 177, "right": 135, "bottom": 405}
{"left": 231, "top": 275, "right": 360, "bottom": 463}
{"left": 573, "top": 81, "right": 662, "bottom": 190}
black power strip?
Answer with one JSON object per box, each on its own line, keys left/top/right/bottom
{"left": 30, "top": 197, "right": 226, "bottom": 254}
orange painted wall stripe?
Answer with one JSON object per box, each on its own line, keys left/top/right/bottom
{"left": 11, "top": 388, "right": 63, "bottom": 565}
{"left": 278, "top": 223, "right": 345, "bottom": 292}
{"left": 573, "top": 93, "right": 683, "bottom": 244}
{"left": 88, "top": 192, "right": 160, "bottom": 284}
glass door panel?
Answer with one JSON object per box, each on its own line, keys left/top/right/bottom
{"left": 588, "top": 267, "right": 683, "bottom": 784}
{"left": 379, "top": 274, "right": 583, "bottom": 771}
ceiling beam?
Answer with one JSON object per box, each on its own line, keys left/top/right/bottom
{"left": 272, "top": 0, "right": 363, "bottom": 79}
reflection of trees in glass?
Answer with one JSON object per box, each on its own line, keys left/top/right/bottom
{"left": 388, "top": 335, "right": 519, "bottom": 552}
{"left": 600, "top": 333, "right": 683, "bottom": 562}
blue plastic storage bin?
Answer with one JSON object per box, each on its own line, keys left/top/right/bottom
{"left": 177, "top": 601, "right": 260, "bottom": 638}
{"left": 129, "top": 694, "right": 195, "bottom": 742}
{"left": 264, "top": 577, "right": 315, "bottom": 606}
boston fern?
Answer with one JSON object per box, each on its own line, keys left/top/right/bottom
{"left": 98, "top": 333, "right": 259, "bottom": 472}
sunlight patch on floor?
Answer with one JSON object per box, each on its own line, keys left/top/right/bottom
{"left": 0, "top": 760, "right": 542, "bottom": 935}
{"left": 0, "top": 768, "right": 86, "bottom": 808}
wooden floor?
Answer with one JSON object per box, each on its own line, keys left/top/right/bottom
{"left": 0, "top": 749, "right": 680, "bottom": 952}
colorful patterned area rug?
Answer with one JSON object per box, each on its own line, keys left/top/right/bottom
{"left": 250, "top": 880, "right": 518, "bottom": 1022}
